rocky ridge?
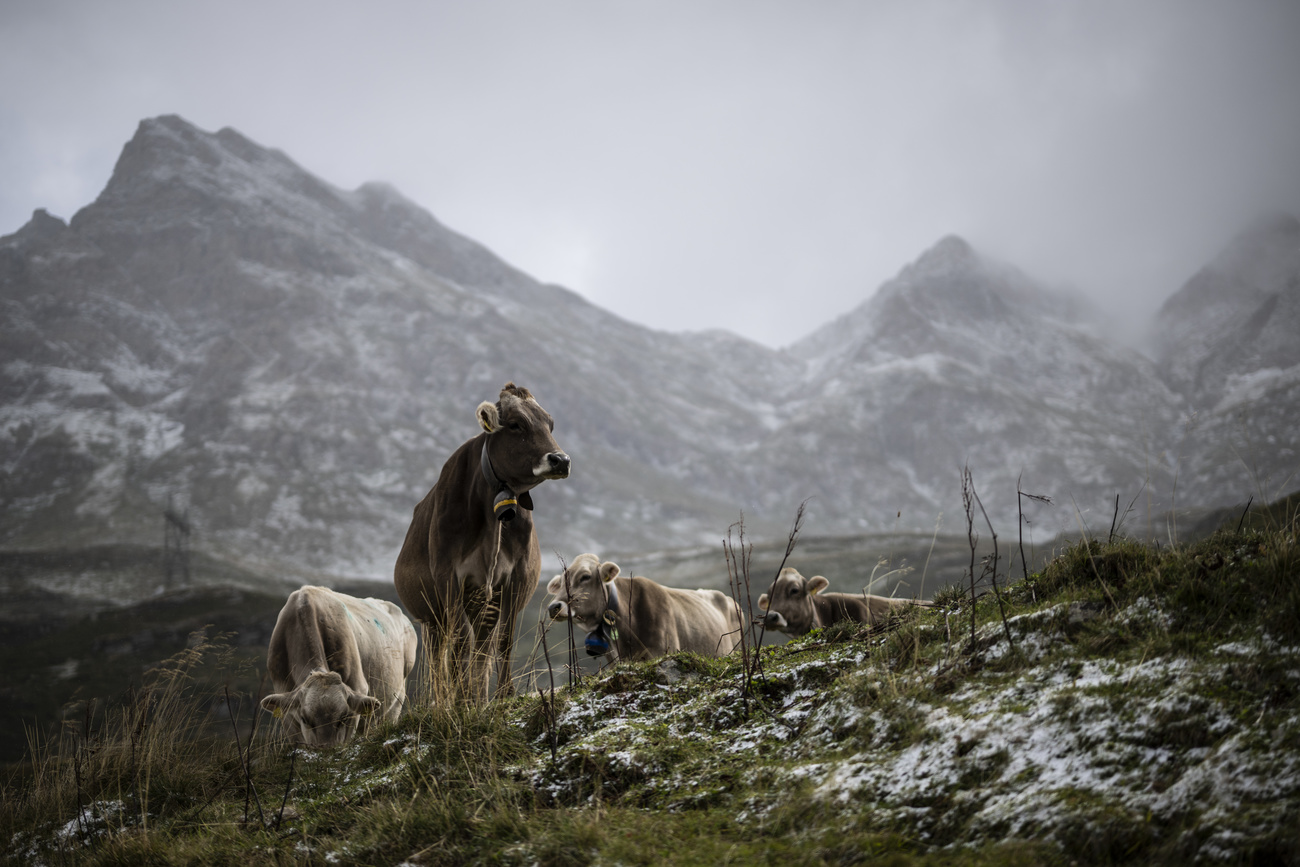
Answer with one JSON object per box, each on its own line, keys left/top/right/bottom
{"left": 1, "top": 115, "right": 1295, "bottom": 584}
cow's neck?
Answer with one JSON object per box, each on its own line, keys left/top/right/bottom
{"left": 479, "top": 439, "right": 534, "bottom": 521}
{"left": 587, "top": 577, "right": 631, "bottom": 657}
{"left": 437, "top": 436, "right": 532, "bottom": 587}
{"left": 811, "top": 594, "right": 834, "bottom": 630}
{"left": 611, "top": 577, "right": 658, "bottom": 657}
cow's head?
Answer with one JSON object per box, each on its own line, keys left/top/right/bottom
{"left": 476, "top": 382, "right": 571, "bottom": 493}
{"left": 545, "top": 552, "right": 618, "bottom": 632}
{"left": 757, "top": 567, "right": 829, "bottom": 636}
{"left": 260, "top": 670, "right": 380, "bottom": 747}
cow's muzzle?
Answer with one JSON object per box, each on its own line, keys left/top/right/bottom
{"left": 762, "top": 611, "right": 789, "bottom": 631}
{"left": 547, "top": 599, "right": 569, "bottom": 620}
{"left": 536, "top": 451, "right": 571, "bottom": 479}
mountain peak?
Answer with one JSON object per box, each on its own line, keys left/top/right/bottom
{"left": 71, "top": 115, "right": 348, "bottom": 237}
{"left": 1153, "top": 210, "right": 1300, "bottom": 401}
{"left": 903, "top": 234, "right": 977, "bottom": 279}
{"left": 2, "top": 208, "right": 67, "bottom": 245}
{"left": 1157, "top": 210, "right": 1300, "bottom": 322}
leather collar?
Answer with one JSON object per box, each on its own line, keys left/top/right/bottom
{"left": 584, "top": 578, "right": 621, "bottom": 656}
{"left": 479, "top": 441, "right": 534, "bottom": 513}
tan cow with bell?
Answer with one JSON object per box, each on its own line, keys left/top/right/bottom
{"left": 545, "top": 553, "right": 744, "bottom": 661}
{"left": 757, "top": 567, "right": 930, "bottom": 637}
{"left": 261, "top": 585, "right": 418, "bottom": 746}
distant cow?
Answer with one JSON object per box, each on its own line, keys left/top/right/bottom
{"left": 545, "top": 553, "right": 744, "bottom": 662}
{"left": 757, "top": 567, "right": 930, "bottom": 637}
{"left": 261, "top": 585, "right": 418, "bottom": 746}
{"left": 394, "top": 383, "right": 571, "bottom": 700}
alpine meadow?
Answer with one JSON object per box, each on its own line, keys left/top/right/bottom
{"left": 2, "top": 116, "right": 1298, "bottom": 865}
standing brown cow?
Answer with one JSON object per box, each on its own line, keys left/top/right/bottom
{"left": 394, "top": 383, "right": 570, "bottom": 700}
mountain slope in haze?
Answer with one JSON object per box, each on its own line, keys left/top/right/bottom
{"left": 1151, "top": 213, "right": 1300, "bottom": 505}
{"left": 0, "top": 115, "right": 1290, "bottom": 586}
{"left": 766, "top": 236, "right": 1186, "bottom": 532}
{"left": 0, "top": 116, "right": 794, "bottom": 580}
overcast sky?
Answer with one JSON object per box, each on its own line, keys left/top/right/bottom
{"left": 3, "top": 1, "right": 1298, "bottom": 348}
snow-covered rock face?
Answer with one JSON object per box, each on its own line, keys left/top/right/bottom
{"left": 1149, "top": 213, "right": 1300, "bottom": 508}
{"left": 0, "top": 114, "right": 1292, "bottom": 583}
{"left": 1153, "top": 213, "right": 1300, "bottom": 404}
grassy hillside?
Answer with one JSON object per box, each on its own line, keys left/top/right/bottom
{"left": 4, "top": 495, "right": 1298, "bottom": 865}
{"left": 0, "top": 526, "right": 1001, "bottom": 766}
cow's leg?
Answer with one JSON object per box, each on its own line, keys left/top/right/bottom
{"left": 489, "top": 568, "right": 534, "bottom": 701}
{"left": 419, "top": 590, "right": 476, "bottom": 704}
{"left": 465, "top": 589, "right": 502, "bottom": 703}
{"left": 491, "top": 603, "right": 521, "bottom": 700}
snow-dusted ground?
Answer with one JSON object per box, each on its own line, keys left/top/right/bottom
{"left": 519, "top": 597, "right": 1299, "bottom": 860}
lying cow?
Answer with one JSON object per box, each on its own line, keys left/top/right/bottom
{"left": 394, "top": 382, "right": 571, "bottom": 700}
{"left": 261, "top": 585, "right": 418, "bottom": 746}
{"left": 545, "top": 553, "right": 743, "bottom": 661}
{"left": 757, "top": 567, "right": 930, "bottom": 637}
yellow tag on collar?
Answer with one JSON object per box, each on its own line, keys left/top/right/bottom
{"left": 494, "top": 498, "right": 517, "bottom": 514}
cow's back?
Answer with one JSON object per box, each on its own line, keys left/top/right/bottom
{"left": 341, "top": 594, "right": 419, "bottom": 721}
{"left": 393, "top": 486, "right": 439, "bottom": 625}
{"left": 816, "top": 591, "right": 926, "bottom": 627}
{"left": 622, "top": 579, "right": 741, "bottom": 659}
{"left": 267, "top": 585, "right": 345, "bottom": 692}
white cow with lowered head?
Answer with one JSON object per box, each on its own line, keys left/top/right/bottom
{"left": 261, "top": 585, "right": 418, "bottom": 746}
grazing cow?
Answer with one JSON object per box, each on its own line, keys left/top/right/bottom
{"left": 261, "top": 585, "right": 418, "bottom": 746}
{"left": 757, "top": 567, "right": 930, "bottom": 637}
{"left": 394, "top": 382, "right": 571, "bottom": 700}
{"left": 545, "top": 553, "right": 744, "bottom": 662}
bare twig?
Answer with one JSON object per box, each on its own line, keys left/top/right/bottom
{"left": 275, "top": 748, "right": 297, "bottom": 830}
{"left": 1115, "top": 483, "right": 1145, "bottom": 541}
{"left": 225, "top": 685, "right": 266, "bottom": 828}
{"left": 963, "top": 467, "right": 979, "bottom": 648}
{"left": 723, "top": 518, "right": 753, "bottom": 710}
{"left": 753, "top": 499, "right": 809, "bottom": 657}
{"left": 968, "top": 469, "right": 1015, "bottom": 657}
{"left": 551, "top": 552, "right": 578, "bottom": 689}
{"left": 921, "top": 511, "right": 943, "bottom": 601}
{"left": 1237, "top": 496, "right": 1255, "bottom": 534}
{"left": 1070, "top": 496, "right": 1119, "bottom": 610}
{"left": 537, "top": 608, "right": 560, "bottom": 764}
{"left": 1017, "top": 476, "right": 1051, "bottom": 586}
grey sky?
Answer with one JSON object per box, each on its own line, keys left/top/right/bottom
{"left": 3, "top": 1, "right": 1298, "bottom": 348}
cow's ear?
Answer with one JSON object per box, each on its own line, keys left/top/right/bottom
{"left": 349, "top": 694, "right": 382, "bottom": 717}
{"left": 807, "top": 575, "right": 830, "bottom": 595}
{"left": 261, "top": 692, "right": 295, "bottom": 719}
{"left": 757, "top": 593, "right": 770, "bottom": 611}
{"left": 546, "top": 574, "right": 564, "bottom": 595}
{"left": 599, "top": 561, "right": 620, "bottom": 583}
{"left": 476, "top": 401, "right": 499, "bottom": 433}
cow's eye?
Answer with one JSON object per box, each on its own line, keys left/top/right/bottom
{"left": 789, "top": 588, "right": 800, "bottom": 596}
{"left": 508, "top": 421, "right": 523, "bottom": 432}
{"left": 577, "top": 573, "right": 589, "bottom": 582}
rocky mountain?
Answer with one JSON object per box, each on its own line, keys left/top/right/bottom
{"left": 1150, "top": 214, "right": 1300, "bottom": 508}
{"left": 1, "top": 115, "right": 1292, "bottom": 586}
{"left": 0, "top": 116, "right": 801, "bottom": 582}
{"left": 756, "top": 236, "right": 1187, "bottom": 535}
